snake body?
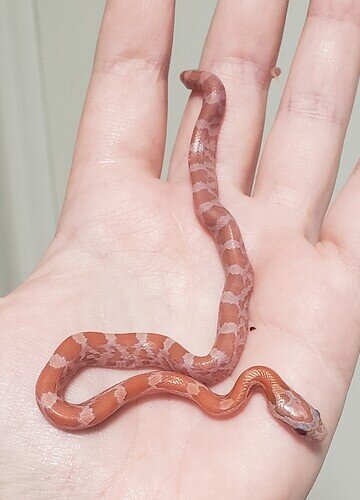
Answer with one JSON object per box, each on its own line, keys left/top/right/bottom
{"left": 36, "top": 70, "right": 326, "bottom": 442}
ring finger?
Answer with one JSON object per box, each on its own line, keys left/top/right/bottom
{"left": 253, "top": 0, "right": 360, "bottom": 239}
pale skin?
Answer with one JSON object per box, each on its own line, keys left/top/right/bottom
{"left": 1, "top": 0, "right": 359, "bottom": 498}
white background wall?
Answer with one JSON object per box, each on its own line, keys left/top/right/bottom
{"left": 0, "top": 1, "right": 358, "bottom": 498}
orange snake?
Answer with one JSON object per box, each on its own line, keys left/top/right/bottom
{"left": 36, "top": 70, "right": 327, "bottom": 442}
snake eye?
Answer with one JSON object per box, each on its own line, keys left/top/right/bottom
{"left": 313, "top": 409, "right": 320, "bottom": 418}
{"left": 294, "top": 428, "right": 307, "bottom": 436}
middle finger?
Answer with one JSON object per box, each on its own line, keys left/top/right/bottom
{"left": 168, "top": 0, "right": 289, "bottom": 194}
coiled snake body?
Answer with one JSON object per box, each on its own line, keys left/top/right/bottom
{"left": 36, "top": 70, "right": 326, "bottom": 442}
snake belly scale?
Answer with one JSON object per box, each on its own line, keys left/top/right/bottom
{"left": 35, "top": 70, "right": 327, "bottom": 442}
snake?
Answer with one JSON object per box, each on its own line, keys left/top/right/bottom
{"left": 35, "top": 70, "right": 327, "bottom": 442}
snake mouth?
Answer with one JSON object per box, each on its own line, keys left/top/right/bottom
{"left": 294, "top": 417, "right": 328, "bottom": 442}
{"left": 293, "top": 424, "right": 327, "bottom": 442}
{"left": 309, "top": 408, "right": 328, "bottom": 442}
{"left": 310, "top": 424, "right": 328, "bottom": 442}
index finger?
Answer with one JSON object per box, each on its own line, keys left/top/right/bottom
{"left": 66, "top": 0, "right": 175, "bottom": 203}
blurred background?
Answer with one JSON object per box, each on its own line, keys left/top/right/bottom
{"left": 0, "top": 1, "right": 358, "bottom": 497}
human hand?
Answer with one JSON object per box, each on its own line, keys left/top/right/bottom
{"left": 1, "top": 1, "right": 359, "bottom": 498}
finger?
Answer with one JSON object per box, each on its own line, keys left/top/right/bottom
{"left": 168, "top": 0, "right": 288, "bottom": 194}
{"left": 254, "top": 0, "right": 360, "bottom": 238}
{"left": 67, "top": 0, "right": 175, "bottom": 196}
{"left": 321, "top": 159, "right": 360, "bottom": 264}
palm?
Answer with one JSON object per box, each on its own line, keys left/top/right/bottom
{"left": 1, "top": 1, "right": 359, "bottom": 498}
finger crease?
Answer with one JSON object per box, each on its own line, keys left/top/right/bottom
{"left": 308, "top": 9, "right": 360, "bottom": 28}
{"left": 280, "top": 92, "right": 343, "bottom": 125}
{"left": 93, "top": 55, "right": 167, "bottom": 81}
{"left": 210, "top": 56, "right": 275, "bottom": 91}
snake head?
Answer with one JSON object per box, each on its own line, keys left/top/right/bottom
{"left": 268, "top": 387, "right": 327, "bottom": 442}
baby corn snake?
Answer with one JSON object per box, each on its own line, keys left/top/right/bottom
{"left": 36, "top": 70, "right": 326, "bottom": 442}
